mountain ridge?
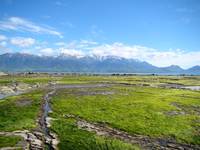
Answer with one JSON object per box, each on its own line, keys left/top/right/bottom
{"left": 0, "top": 53, "right": 199, "bottom": 74}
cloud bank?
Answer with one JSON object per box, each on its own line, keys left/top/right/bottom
{"left": 52, "top": 42, "right": 199, "bottom": 69}
{"left": 0, "top": 35, "right": 7, "bottom": 41}
{"left": 90, "top": 43, "right": 200, "bottom": 69}
{"left": 10, "top": 37, "right": 35, "bottom": 47}
{"left": 0, "top": 17, "right": 62, "bottom": 38}
{"left": 0, "top": 35, "right": 199, "bottom": 68}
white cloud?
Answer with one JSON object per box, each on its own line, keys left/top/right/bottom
{"left": 55, "top": 42, "right": 66, "bottom": 46}
{"left": 55, "top": 41, "right": 80, "bottom": 49}
{"left": 0, "top": 35, "right": 7, "bottom": 41}
{"left": 39, "top": 48, "right": 54, "bottom": 56}
{"left": 52, "top": 41, "right": 200, "bottom": 68}
{"left": 59, "top": 47, "right": 85, "bottom": 58}
{"left": 0, "top": 17, "right": 63, "bottom": 38}
{"left": 0, "top": 41, "right": 7, "bottom": 47}
{"left": 0, "top": 45, "right": 11, "bottom": 54}
{"left": 35, "top": 46, "right": 42, "bottom": 50}
{"left": 6, "top": 38, "right": 196, "bottom": 68}
{"left": 65, "top": 41, "right": 78, "bottom": 49}
{"left": 80, "top": 40, "right": 98, "bottom": 45}
{"left": 90, "top": 43, "right": 200, "bottom": 69}
{"left": 10, "top": 37, "right": 35, "bottom": 47}
{"left": 55, "top": 40, "right": 99, "bottom": 50}
{"left": 20, "top": 49, "right": 33, "bottom": 54}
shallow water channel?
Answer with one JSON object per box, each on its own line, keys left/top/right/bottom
{"left": 181, "top": 86, "right": 200, "bottom": 90}
{"left": 42, "top": 90, "right": 56, "bottom": 150}
{"left": 0, "top": 91, "right": 23, "bottom": 100}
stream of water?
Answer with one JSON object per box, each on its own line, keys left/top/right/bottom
{"left": 42, "top": 90, "right": 56, "bottom": 150}
{"left": 0, "top": 91, "right": 24, "bottom": 100}
{"left": 181, "top": 86, "right": 200, "bottom": 90}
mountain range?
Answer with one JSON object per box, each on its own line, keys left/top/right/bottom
{"left": 0, "top": 53, "right": 199, "bottom": 74}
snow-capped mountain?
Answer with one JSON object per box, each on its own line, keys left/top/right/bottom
{"left": 0, "top": 53, "right": 199, "bottom": 74}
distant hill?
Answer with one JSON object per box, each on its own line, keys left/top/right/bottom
{"left": 159, "top": 65, "right": 185, "bottom": 74}
{"left": 0, "top": 53, "right": 199, "bottom": 74}
{"left": 185, "top": 65, "right": 200, "bottom": 75}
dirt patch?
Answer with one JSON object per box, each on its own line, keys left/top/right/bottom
{"left": 171, "top": 102, "right": 181, "bottom": 108}
{"left": 171, "top": 102, "right": 200, "bottom": 115}
{"left": 159, "top": 83, "right": 184, "bottom": 89}
{"left": 0, "top": 130, "right": 44, "bottom": 150}
{"left": 15, "top": 99, "right": 32, "bottom": 107}
{"left": 164, "top": 110, "right": 186, "bottom": 116}
{"left": 64, "top": 114, "right": 200, "bottom": 150}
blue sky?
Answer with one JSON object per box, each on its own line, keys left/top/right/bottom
{"left": 0, "top": 0, "right": 200, "bottom": 68}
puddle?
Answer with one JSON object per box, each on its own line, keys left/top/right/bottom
{"left": 159, "top": 84, "right": 200, "bottom": 91}
{"left": 181, "top": 86, "right": 200, "bottom": 91}
{"left": 159, "top": 83, "right": 183, "bottom": 89}
{"left": 164, "top": 111, "right": 186, "bottom": 116}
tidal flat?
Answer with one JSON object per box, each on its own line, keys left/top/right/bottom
{"left": 0, "top": 74, "right": 199, "bottom": 150}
